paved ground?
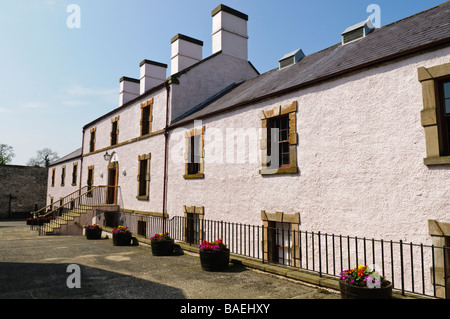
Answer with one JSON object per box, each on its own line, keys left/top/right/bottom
{"left": 0, "top": 220, "right": 340, "bottom": 301}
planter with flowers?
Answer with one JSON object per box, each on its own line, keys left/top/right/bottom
{"left": 198, "top": 239, "right": 230, "bottom": 271}
{"left": 150, "top": 232, "right": 174, "bottom": 256}
{"left": 84, "top": 224, "right": 102, "bottom": 240}
{"left": 339, "top": 265, "right": 392, "bottom": 299}
{"left": 112, "top": 226, "right": 132, "bottom": 246}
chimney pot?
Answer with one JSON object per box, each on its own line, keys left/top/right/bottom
{"left": 211, "top": 4, "right": 248, "bottom": 60}
{"left": 170, "top": 33, "right": 203, "bottom": 75}
{"left": 140, "top": 59, "right": 168, "bottom": 94}
{"left": 119, "top": 76, "right": 140, "bottom": 106}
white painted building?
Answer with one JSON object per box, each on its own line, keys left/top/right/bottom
{"left": 46, "top": 3, "right": 450, "bottom": 297}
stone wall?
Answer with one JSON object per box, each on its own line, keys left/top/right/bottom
{"left": 0, "top": 165, "right": 48, "bottom": 219}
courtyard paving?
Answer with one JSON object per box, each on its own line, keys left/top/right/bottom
{"left": 0, "top": 219, "right": 340, "bottom": 303}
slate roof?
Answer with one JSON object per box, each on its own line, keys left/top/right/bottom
{"left": 50, "top": 148, "right": 82, "bottom": 166}
{"left": 172, "top": 1, "right": 450, "bottom": 125}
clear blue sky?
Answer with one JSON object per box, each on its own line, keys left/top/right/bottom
{"left": 0, "top": 0, "right": 446, "bottom": 165}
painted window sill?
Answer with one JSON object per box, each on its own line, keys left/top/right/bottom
{"left": 136, "top": 195, "right": 149, "bottom": 200}
{"left": 424, "top": 156, "right": 450, "bottom": 166}
{"left": 183, "top": 173, "right": 205, "bottom": 179}
{"left": 259, "top": 166, "right": 298, "bottom": 175}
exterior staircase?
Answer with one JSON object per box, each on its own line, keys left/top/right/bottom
{"left": 30, "top": 186, "right": 121, "bottom": 236}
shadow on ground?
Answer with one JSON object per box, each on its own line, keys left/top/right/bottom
{"left": 0, "top": 262, "right": 186, "bottom": 299}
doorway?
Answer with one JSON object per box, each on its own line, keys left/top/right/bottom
{"left": 107, "top": 161, "right": 118, "bottom": 204}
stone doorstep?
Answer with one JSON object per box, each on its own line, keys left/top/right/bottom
{"left": 100, "top": 227, "right": 430, "bottom": 300}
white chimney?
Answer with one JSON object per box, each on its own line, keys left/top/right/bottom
{"left": 140, "top": 60, "right": 167, "bottom": 94}
{"left": 211, "top": 4, "right": 248, "bottom": 60}
{"left": 119, "top": 76, "right": 139, "bottom": 106}
{"left": 170, "top": 33, "right": 203, "bottom": 75}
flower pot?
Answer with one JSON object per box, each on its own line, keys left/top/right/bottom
{"left": 339, "top": 280, "right": 392, "bottom": 299}
{"left": 113, "top": 232, "right": 132, "bottom": 246}
{"left": 85, "top": 227, "right": 102, "bottom": 240}
{"left": 199, "top": 249, "right": 230, "bottom": 272}
{"left": 151, "top": 239, "right": 174, "bottom": 256}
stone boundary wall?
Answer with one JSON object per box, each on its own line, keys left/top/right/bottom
{"left": 0, "top": 165, "right": 47, "bottom": 219}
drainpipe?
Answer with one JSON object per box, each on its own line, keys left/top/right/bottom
{"left": 162, "top": 82, "right": 170, "bottom": 233}
{"left": 80, "top": 128, "right": 85, "bottom": 197}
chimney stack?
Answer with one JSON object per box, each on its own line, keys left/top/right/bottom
{"left": 140, "top": 60, "right": 168, "bottom": 94}
{"left": 211, "top": 4, "right": 248, "bottom": 60}
{"left": 119, "top": 76, "right": 140, "bottom": 106}
{"left": 170, "top": 33, "right": 203, "bottom": 75}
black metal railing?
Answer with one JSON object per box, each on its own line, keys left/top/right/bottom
{"left": 123, "top": 213, "right": 448, "bottom": 299}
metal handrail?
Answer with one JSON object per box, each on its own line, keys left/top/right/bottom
{"left": 31, "top": 186, "right": 90, "bottom": 217}
{"left": 34, "top": 185, "right": 121, "bottom": 235}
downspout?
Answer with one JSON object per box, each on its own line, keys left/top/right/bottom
{"left": 162, "top": 82, "right": 170, "bottom": 233}
{"left": 80, "top": 128, "right": 85, "bottom": 197}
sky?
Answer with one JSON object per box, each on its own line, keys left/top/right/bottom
{"left": 0, "top": 0, "right": 446, "bottom": 165}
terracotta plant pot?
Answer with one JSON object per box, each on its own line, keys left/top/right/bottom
{"left": 199, "top": 249, "right": 230, "bottom": 271}
{"left": 339, "top": 280, "right": 393, "bottom": 299}
{"left": 113, "top": 232, "right": 132, "bottom": 246}
{"left": 85, "top": 227, "right": 102, "bottom": 240}
{"left": 151, "top": 239, "right": 174, "bottom": 256}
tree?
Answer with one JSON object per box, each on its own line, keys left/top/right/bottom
{"left": 27, "top": 148, "right": 59, "bottom": 168}
{"left": 0, "top": 144, "right": 15, "bottom": 165}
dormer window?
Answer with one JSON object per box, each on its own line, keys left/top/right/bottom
{"left": 341, "top": 19, "right": 375, "bottom": 45}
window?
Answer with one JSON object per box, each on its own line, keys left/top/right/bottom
{"left": 260, "top": 101, "right": 298, "bottom": 174}
{"left": 261, "top": 210, "right": 300, "bottom": 267}
{"left": 183, "top": 205, "right": 204, "bottom": 245}
{"left": 61, "top": 166, "right": 66, "bottom": 186}
{"left": 72, "top": 162, "right": 78, "bottom": 186}
{"left": 267, "top": 116, "right": 290, "bottom": 168}
{"left": 184, "top": 126, "right": 205, "bottom": 179}
{"left": 140, "top": 99, "right": 153, "bottom": 136}
{"left": 438, "top": 80, "right": 450, "bottom": 156}
{"left": 188, "top": 135, "right": 201, "bottom": 175}
{"left": 87, "top": 166, "right": 94, "bottom": 196}
{"left": 137, "top": 154, "right": 150, "bottom": 200}
{"left": 418, "top": 62, "right": 450, "bottom": 165}
{"left": 111, "top": 116, "right": 119, "bottom": 146}
{"left": 89, "top": 128, "right": 96, "bottom": 153}
{"left": 51, "top": 168, "right": 55, "bottom": 187}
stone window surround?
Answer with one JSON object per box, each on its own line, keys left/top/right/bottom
{"left": 51, "top": 168, "right": 55, "bottom": 187}
{"left": 140, "top": 99, "right": 154, "bottom": 137}
{"left": 418, "top": 62, "right": 450, "bottom": 165}
{"left": 261, "top": 210, "right": 300, "bottom": 266}
{"left": 89, "top": 127, "right": 96, "bottom": 153}
{"left": 183, "top": 126, "right": 205, "bottom": 179}
{"left": 72, "top": 162, "right": 78, "bottom": 186}
{"left": 136, "top": 153, "right": 151, "bottom": 200}
{"left": 259, "top": 101, "right": 299, "bottom": 175}
{"left": 60, "top": 165, "right": 66, "bottom": 187}
{"left": 428, "top": 219, "right": 450, "bottom": 299}
{"left": 110, "top": 116, "right": 120, "bottom": 146}
{"left": 183, "top": 205, "right": 204, "bottom": 243}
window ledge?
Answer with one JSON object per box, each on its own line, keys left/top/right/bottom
{"left": 136, "top": 195, "right": 149, "bottom": 200}
{"left": 259, "top": 166, "right": 298, "bottom": 175}
{"left": 424, "top": 156, "right": 450, "bottom": 166}
{"left": 183, "top": 173, "right": 204, "bottom": 179}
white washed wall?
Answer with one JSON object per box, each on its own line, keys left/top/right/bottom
{"left": 46, "top": 159, "right": 81, "bottom": 207}
{"left": 82, "top": 87, "right": 167, "bottom": 154}
{"left": 166, "top": 46, "right": 450, "bottom": 246}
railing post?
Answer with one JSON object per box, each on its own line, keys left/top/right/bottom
{"left": 318, "top": 231, "right": 322, "bottom": 277}
{"left": 262, "top": 224, "right": 265, "bottom": 264}
{"left": 400, "top": 240, "right": 405, "bottom": 296}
